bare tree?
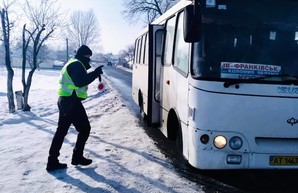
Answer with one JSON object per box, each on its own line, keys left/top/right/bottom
{"left": 20, "top": 0, "right": 63, "bottom": 111}
{"left": 67, "top": 9, "right": 101, "bottom": 49}
{"left": 0, "top": 0, "right": 16, "bottom": 113}
{"left": 122, "top": 0, "right": 178, "bottom": 24}
{"left": 119, "top": 44, "right": 134, "bottom": 67}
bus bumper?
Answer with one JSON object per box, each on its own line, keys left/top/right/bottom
{"left": 188, "top": 128, "right": 298, "bottom": 169}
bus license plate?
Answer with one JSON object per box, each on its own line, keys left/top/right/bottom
{"left": 270, "top": 156, "right": 298, "bottom": 166}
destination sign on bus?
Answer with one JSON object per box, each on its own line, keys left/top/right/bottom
{"left": 221, "top": 62, "right": 281, "bottom": 79}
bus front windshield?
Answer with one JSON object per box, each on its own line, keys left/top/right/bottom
{"left": 192, "top": 0, "right": 298, "bottom": 82}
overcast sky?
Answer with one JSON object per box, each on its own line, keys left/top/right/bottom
{"left": 60, "top": 0, "right": 145, "bottom": 54}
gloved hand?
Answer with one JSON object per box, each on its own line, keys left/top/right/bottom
{"left": 94, "top": 65, "right": 103, "bottom": 76}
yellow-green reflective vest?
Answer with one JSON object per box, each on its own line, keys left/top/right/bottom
{"left": 58, "top": 58, "right": 88, "bottom": 99}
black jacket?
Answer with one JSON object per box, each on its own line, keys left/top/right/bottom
{"left": 61, "top": 59, "right": 98, "bottom": 101}
{"left": 67, "top": 60, "right": 97, "bottom": 88}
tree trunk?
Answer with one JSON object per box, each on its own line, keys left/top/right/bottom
{"left": 1, "top": 8, "right": 15, "bottom": 113}
{"left": 6, "top": 68, "right": 15, "bottom": 113}
{"left": 5, "top": 34, "right": 15, "bottom": 113}
{"left": 22, "top": 69, "right": 35, "bottom": 111}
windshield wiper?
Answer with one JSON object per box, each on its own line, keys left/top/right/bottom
{"left": 223, "top": 79, "right": 253, "bottom": 88}
{"left": 251, "top": 74, "right": 298, "bottom": 81}
{"left": 223, "top": 74, "right": 298, "bottom": 88}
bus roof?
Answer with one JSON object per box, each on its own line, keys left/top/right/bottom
{"left": 151, "top": 0, "right": 193, "bottom": 25}
{"left": 135, "top": 0, "right": 193, "bottom": 38}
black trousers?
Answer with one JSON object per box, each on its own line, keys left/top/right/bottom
{"left": 49, "top": 96, "right": 91, "bottom": 159}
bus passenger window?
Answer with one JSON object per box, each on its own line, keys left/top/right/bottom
{"left": 134, "top": 39, "right": 139, "bottom": 64}
{"left": 138, "top": 37, "right": 143, "bottom": 64}
{"left": 144, "top": 33, "right": 149, "bottom": 65}
{"left": 135, "top": 38, "right": 141, "bottom": 64}
{"left": 140, "top": 34, "right": 146, "bottom": 64}
{"left": 174, "top": 12, "right": 189, "bottom": 75}
{"left": 164, "top": 16, "right": 176, "bottom": 66}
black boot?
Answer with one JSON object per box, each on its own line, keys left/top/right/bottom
{"left": 71, "top": 150, "right": 92, "bottom": 166}
{"left": 46, "top": 156, "right": 67, "bottom": 171}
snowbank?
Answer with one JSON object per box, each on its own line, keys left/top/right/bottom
{"left": 0, "top": 68, "right": 203, "bottom": 193}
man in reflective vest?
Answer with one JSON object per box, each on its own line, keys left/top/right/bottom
{"left": 46, "top": 45, "right": 103, "bottom": 171}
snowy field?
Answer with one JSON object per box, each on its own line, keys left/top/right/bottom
{"left": 0, "top": 68, "right": 203, "bottom": 193}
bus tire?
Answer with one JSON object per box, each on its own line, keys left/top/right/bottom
{"left": 176, "top": 124, "right": 183, "bottom": 157}
{"left": 167, "top": 111, "right": 178, "bottom": 140}
{"left": 138, "top": 91, "right": 147, "bottom": 120}
{"left": 168, "top": 110, "right": 185, "bottom": 160}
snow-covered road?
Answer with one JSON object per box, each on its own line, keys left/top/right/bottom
{"left": 0, "top": 68, "right": 204, "bottom": 193}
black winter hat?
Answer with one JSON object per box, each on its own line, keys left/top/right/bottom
{"left": 75, "top": 45, "right": 92, "bottom": 57}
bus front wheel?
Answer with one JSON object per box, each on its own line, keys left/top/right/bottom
{"left": 167, "top": 111, "right": 184, "bottom": 158}
{"left": 176, "top": 124, "right": 183, "bottom": 157}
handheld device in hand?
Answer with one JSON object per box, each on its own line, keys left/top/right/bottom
{"left": 97, "top": 65, "right": 105, "bottom": 91}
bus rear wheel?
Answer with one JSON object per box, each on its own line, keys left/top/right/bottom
{"left": 138, "top": 91, "right": 147, "bottom": 120}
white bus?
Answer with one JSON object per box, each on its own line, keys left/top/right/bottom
{"left": 132, "top": 0, "right": 298, "bottom": 169}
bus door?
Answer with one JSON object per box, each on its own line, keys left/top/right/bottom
{"left": 147, "top": 24, "right": 164, "bottom": 127}
{"left": 161, "top": 12, "right": 190, "bottom": 133}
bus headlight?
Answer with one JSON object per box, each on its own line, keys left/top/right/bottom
{"left": 214, "top": 135, "right": 227, "bottom": 149}
{"left": 229, "top": 136, "right": 243, "bottom": 150}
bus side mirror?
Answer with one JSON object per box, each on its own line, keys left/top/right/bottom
{"left": 184, "top": 4, "right": 201, "bottom": 42}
